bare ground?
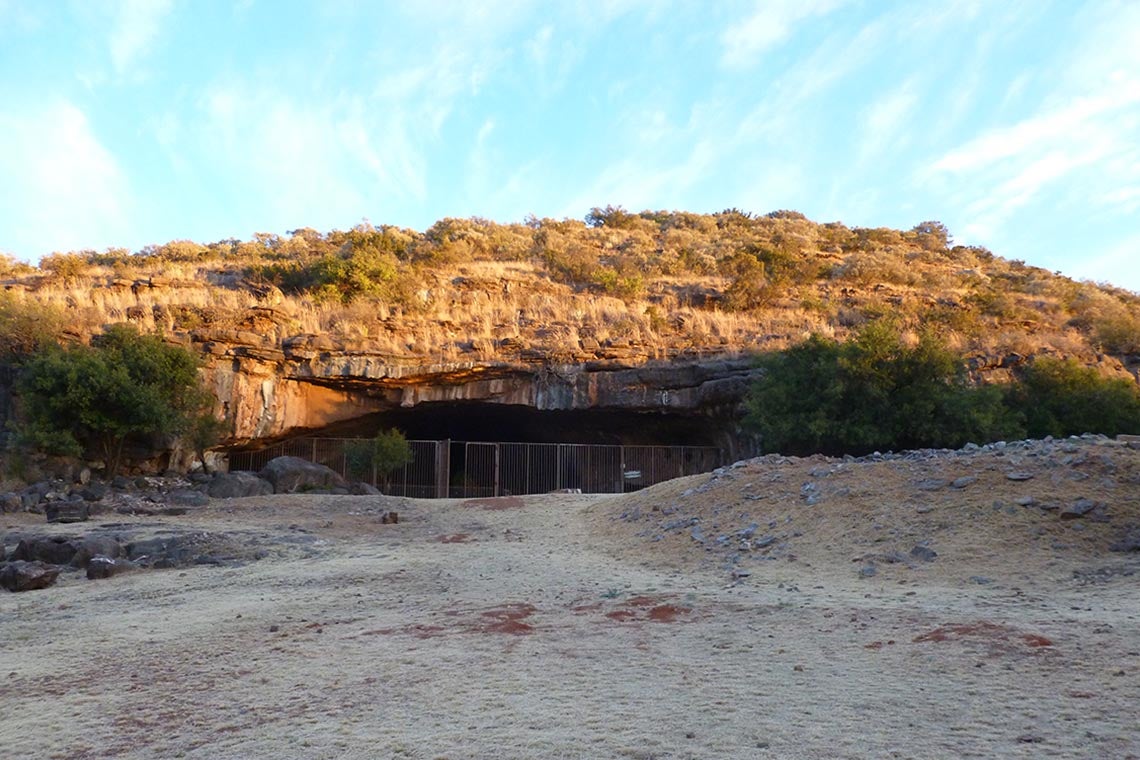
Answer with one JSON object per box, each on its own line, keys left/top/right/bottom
{"left": 2, "top": 437, "right": 1139, "bottom": 759}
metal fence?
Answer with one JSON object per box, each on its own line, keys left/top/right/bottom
{"left": 227, "top": 438, "right": 723, "bottom": 498}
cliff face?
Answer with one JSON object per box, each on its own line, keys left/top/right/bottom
{"left": 204, "top": 330, "right": 762, "bottom": 448}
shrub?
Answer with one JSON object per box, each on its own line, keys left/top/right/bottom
{"left": 744, "top": 320, "right": 1023, "bottom": 455}
{"left": 1007, "top": 358, "right": 1140, "bottom": 438}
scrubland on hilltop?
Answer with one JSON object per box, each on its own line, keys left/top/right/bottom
{"left": 1, "top": 208, "right": 1137, "bottom": 373}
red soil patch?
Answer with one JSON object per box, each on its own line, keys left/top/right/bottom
{"left": 462, "top": 496, "right": 525, "bottom": 511}
{"left": 913, "top": 621, "right": 1054, "bottom": 653}
{"left": 598, "top": 595, "right": 693, "bottom": 624}
{"left": 436, "top": 533, "right": 473, "bottom": 544}
{"left": 646, "top": 604, "right": 689, "bottom": 623}
{"left": 477, "top": 603, "right": 536, "bottom": 635}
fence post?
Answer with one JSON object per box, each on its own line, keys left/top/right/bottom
{"left": 493, "top": 443, "right": 500, "bottom": 497}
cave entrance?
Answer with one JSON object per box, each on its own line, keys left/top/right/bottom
{"left": 228, "top": 402, "right": 731, "bottom": 498}
{"left": 318, "top": 401, "right": 725, "bottom": 447}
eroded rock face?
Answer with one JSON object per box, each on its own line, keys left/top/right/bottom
{"left": 206, "top": 352, "right": 764, "bottom": 446}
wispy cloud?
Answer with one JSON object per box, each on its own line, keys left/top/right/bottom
{"left": 721, "top": 0, "right": 844, "bottom": 68}
{"left": 0, "top": 101, "right": 131, "bottom": 256}
{"left": 109, "top": 0, "right": 172, "bottom": 75}
{"left": 858, "top": 77, "right": 919, "bottom": 162}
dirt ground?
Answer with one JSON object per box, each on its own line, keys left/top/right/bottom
{"left": 2, "top": 437, "right": 1139, "bottom": 759}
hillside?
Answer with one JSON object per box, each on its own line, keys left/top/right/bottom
{"left": 2, "top": 209, "right": 1138, "bottom": 379}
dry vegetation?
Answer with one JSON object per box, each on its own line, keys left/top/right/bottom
{"left": 3, "top": 210, "right": 1139, "bottom": 374}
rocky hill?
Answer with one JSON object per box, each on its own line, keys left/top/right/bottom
{"left": 2, "top": 210, "right": 1138, "bottom": 448}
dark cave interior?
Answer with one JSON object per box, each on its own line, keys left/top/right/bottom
{"left": 317, "top": 401, "right": 725, "bottom": 447}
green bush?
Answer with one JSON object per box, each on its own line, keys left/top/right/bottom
{"left": 1007, "top": 357, "right": 1140, "bottom": 438}
{"left": 744, "top": 320, "right": 1023, "bottom": 455}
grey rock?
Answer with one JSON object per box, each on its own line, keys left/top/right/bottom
{"left": 259, "top": 456, "right": 348, "bottom": 494}
{"left": 86, "top": 556, "right": 137, "bottom": 580}
{"left": 207, "top": 471, "right": 274, "bottom": 499}
{"left": 690, "top": 526, "right": 706, "bottom": 543}
{"left": 0, "top": 492, "right": 22, "bottom": 513}
{"left": 80, "top": 482, "right": 109, "bottom": 502}
{"left": 12, "top": 536, "right": 78, "bottom": 565}
{"left": 950, "top": 476, "right": 977, "bottom": 489}
{"left": 45, "top": 501, "right": 89, "bottom": 524}
{"left": 663, "top": 517, "right": 698, "bottom": 532}
{"left": 1109, "top": 531, "right": 1140, "bottom": 552}
{"left": 1005, "top": 472, "right": 1034, "bottom": 481}
{"left": 1015, "top": 496, "right": 1037, "bottom": 507}
{"left": 0, "top": 560, "right": 61, "bottom": 592}
{"left": 1060, "top": 498, "right": 1098, "bottom": 520}
{"left": 916, "top": 479, "right": 949, "bottom": 492}
{"left": 859, "top": 564, "right": 877, "bottom": 578}
{"left": 970, "top": 575, "right": 994, "bottom": 585}
{"left": 349, "top": 481, "right": 381, "bottom": 496}
{"left": 70, "top": 536, "right": 124, "bottom": 569}
{"left": 909, "top": 545, "right": 938, "bottom": 562}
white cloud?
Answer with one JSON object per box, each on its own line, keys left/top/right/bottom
{"left": 931, "top": 85, "right": 1140, "bottom": 174}
{"left": 109, "top": 0, "right": 173, "bottom": 75}
{"left": 0, "top": 102, "right": 131, "bottom": 258}
{"left": 721, "top": 0, "right": 844, "bottom": 68}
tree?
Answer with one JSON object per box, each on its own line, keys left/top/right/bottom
{"left": 344, "top": 428, "right": 413, "bottom": 491}
{"left": 744, "top": 320, "right": 1022, "bottom": 455}
{"left": 16, "top": 324, "right": 208, "bottom": 475}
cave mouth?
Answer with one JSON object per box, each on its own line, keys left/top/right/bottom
{"left": 317, "top": 401, "right": 724, "bottom": 447}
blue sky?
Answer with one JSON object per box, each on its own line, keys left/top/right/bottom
{"left": 2, "top": 1, "right": 1139, "bottom": 291}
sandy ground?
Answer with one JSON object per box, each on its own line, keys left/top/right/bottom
{"left": 2, "top": 438, "right": 1139, "bottom": 759}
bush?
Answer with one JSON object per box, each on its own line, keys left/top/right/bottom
{"left": 744, "top": 321, "right": 1023, "bottom": 455}
{"left": 1007, "top": 358, "right": 1140, "bottom": 438}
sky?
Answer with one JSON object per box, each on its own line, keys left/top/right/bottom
{"left": 1, "top": 0, "right": 1139, "bottom": 291}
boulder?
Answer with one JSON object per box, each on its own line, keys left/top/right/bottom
{"left": 12, "top": 536, "right": 78, "bottom": 565}
{"left": 0, "top": 560, "right": 61, "bottom": 592}
{"left": 0, "top": 492, "right": 22, "bottom": 513}
{"left": 258, "top": 456, "right": 348, "bottom": 494}
{"left": 45, "top": 501, "right": 90, "bottom": 524}
{"left": 86, "top": 556, "right": 137, "bottom": 580}
{"left": 70, "top": 536, "right": 124, "bottom": 569}
{"left": 208, "top": 471, "right": 274, "bottom": 499}
{"left": 349, "top": 481, "right": 381, "bottom": 495}
{"left": 80, "top": 482, "right": 109, "bottom": 502}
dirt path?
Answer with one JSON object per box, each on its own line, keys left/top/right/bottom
{"left": 2, "top": 486, "right": 1138, "bottom": 759}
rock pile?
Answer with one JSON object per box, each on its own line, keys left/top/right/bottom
{"left": 611, "top": 433, "right": 1140, "bottom": 582}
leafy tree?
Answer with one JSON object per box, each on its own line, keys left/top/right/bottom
{"left": 344, "top": 428, "right": 413, "bottom": 491}
{"left": 744, "top": 320, "right": 1022, "bottom": 455}
{"left": 16, "top": 325, "right": 207, "bottom": 475}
